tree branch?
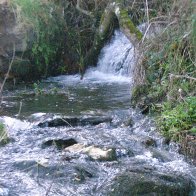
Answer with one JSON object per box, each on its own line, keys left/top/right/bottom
{"left": 169, "top": 74, "right": 196, "bottom": 81}
{"left": 76, "top": 0, "right": 94, "bottom": 17}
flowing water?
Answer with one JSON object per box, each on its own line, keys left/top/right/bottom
{"left": 0, "top": 30, "right": 195, "bottom": 196}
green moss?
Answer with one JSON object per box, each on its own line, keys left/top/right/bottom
{"left": 119, "top": 9, "right": 143, "bottom": 41}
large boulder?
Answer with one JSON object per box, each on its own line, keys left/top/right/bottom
{"left": 104, "top": 167, "right": 195, "bottom": 196}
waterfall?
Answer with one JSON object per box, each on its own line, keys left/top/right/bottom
{"left": 47, "top": 29, "right": 135, "bottom": 84}
{"left": 97, "top": 30, "right": 135, "bottom": 76}
{"left": 85, "top": 30, "right": 135, "bottom": 82}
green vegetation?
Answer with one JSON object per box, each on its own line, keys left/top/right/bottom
{"left": 12, "top": 0, "right": 65, "bottom": 77}
{"left": 6, "top": 0, "right": 144, "bottom": 79}
{"left": 132, "top": 0, "right": 196, "bottom": 143}
{"left": 33, "top": 82, "right": 43, "bottom": 95}
{"left": 158, "top": 97, "right": 196, "bottom": 140}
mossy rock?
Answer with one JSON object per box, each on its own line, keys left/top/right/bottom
{"left": 105, "top": 169, "right": 195, "bottom": 196}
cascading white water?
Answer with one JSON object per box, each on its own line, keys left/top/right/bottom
{"left": 47, "top": 29, "right": 135, "bottom": 84}
{"left": 97, "top": 30, "right": 135, "bottom": 76}
{"left": 84, "top": 30, "right": 135, "bottom": 82}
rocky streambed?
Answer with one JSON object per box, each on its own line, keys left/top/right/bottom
{"left": 0, "top": 74, "right": 195, "bottom": 196}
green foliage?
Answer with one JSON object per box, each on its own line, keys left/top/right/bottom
{"left": 132, "top": 0, "right": 196, "bottom": 142}
{"left": 158, "top": 97, "right": 196, "bottom": 140}
{"left": 33, "top": 82, "right": 43, "bottom": 95}
{"left": 12, "top": 0, "right": 65, "bottom": 77}
{"left": 33, "top": 82, "right": 60, "bottom": 95}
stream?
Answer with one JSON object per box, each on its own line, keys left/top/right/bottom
{"left": 0, "top": 30, "right": 195, "bottom": 196}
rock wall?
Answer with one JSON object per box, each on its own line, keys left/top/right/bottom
{"left": 0, "top": 0, "right": 31, "bottom": 80}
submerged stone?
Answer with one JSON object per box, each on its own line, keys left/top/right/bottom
{"left": 121, "top": 117, "right": 133, "bottom": 127}
{"left": 151, "top": 149, "right": 172, "bottom": 162}
{"left": 73, "top": 165, "right": 94, "bottom": 183}
{"left": 141, "top": 137, "right": 157, "bottom": 147}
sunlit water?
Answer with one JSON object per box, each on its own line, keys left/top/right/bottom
{"left": 0, "top": 30, "right": 195, "bottom": 196}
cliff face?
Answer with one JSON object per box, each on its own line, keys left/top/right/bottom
{"left": 0, "top": 0, "right": 31, "bottom": 79}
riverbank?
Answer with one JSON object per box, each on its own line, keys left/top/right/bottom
{"left": 131, "top": 0, "right": 195, "bottom": 164}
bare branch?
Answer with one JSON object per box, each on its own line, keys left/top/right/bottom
{"left": 76, "top": 0, "right": 94, "bottom": 17}
{"left": 169, "top": 74, "right": 196, "bottom": 81}
{"left": 0, "top": 43, "right": 15, "bottom": 105}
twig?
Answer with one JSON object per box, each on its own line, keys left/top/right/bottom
{"left": 169, "top": 74, "right": 196, "bottom": 81}
{"left": 76, "top": 0, "right": 93, "bottom": 17}
{"left": 145, "top": 0, "right": 149, "bottom": 26}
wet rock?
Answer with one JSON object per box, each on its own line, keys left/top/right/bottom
{"left": 141, "top": 105, "right": 150, "bottom": 114}
{"left": 13, "top": 159, "right": 70, "bottom": 180}
{"left": 65, "top": 143, "right": 85, "bottom": 153}
{"left": 73, "top": 166, "right": 94, "bottom": 183}
{"left": 84, "top": 146, "right": 116, "bottom": 161}
{"left": 38, "top": 117, "right": 78, "bottom": 127}
{"left": 13, "top": 160, "right": 42, "bottom": 170}
{"left": 121, "top": 117, "right": 133, "bottom": 127}
{"left": 42, "top": 138, "right": 77, "bottom": 150}
{"left": 65, "top": 144, "right": 117, "bottom": 161}
{"left": 81, "top": 116, "right": 112, "bottom": 126}
{"left": 141, "top": 137, "right": 157, "bottom": 147}
{"left": 105, "top": 169, "right": 195, "bottom": 196}
{"left": 151, "top": 149, "right": 172, "bottom": 162}
{"left": 38, "top": 116, "right": 112, "bottom": 127}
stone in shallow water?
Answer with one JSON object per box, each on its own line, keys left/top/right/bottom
{"left": 65, "top": 144, "right": 117, "bottom": 161}
{"left": 73, "top": 165, "right": 94, "bottom": 183}
{"left": 42, "top": 138, "right": 77, "bottom": 149}
{"left": 142, "top": 137, "right": 157, "bottom": 147}
{"left": 151, "top": 149, "right": 172, "bottom": 162}
{"left": 121, "top": 117, "right": 134, "bottom": 127}
{"left": 38, "top": 116, "right": 112, "bottom": 128}
{"left": 104, "top": 168, "right": 195, "bottom": 196}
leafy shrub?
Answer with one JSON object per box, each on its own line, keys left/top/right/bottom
{"left": 158, "top": 97, "right": 196, "bottom": 140}
{"left": 132, "top": 0, "right": 195, "bottom": 142}
{"left": 12, "top": 0, "right": 65, "bottom": 77}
